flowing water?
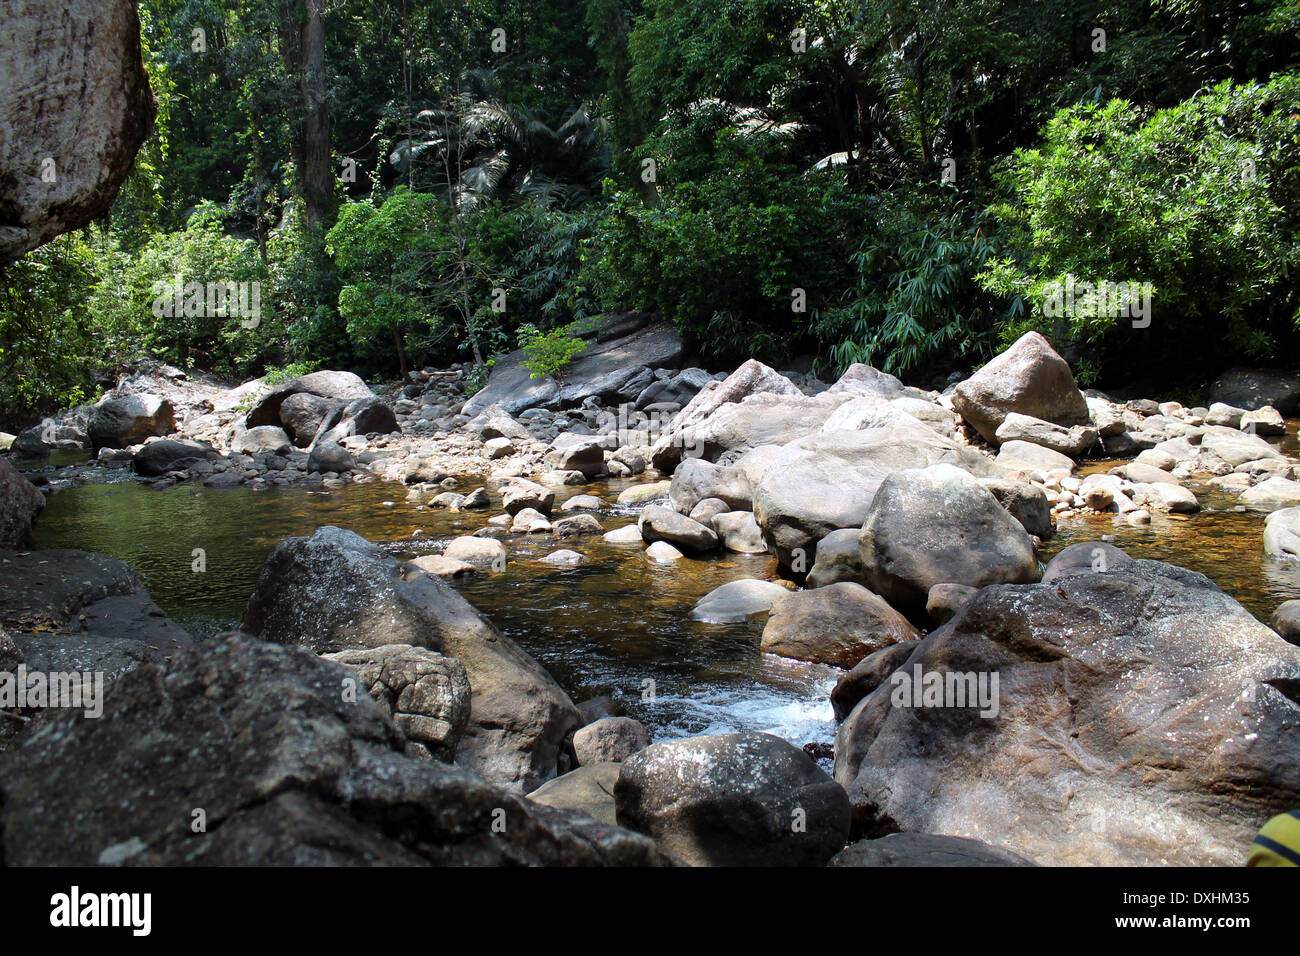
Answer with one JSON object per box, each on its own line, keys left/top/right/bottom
{"left": 27, "top": 424, "right": 1300, "bottom": 752}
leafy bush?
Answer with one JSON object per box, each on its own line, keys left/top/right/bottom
{"left": 816, "top": 195, "right": 1005, "bottom": 380}
{"left": 978, "top": 75, "right": 1300, "bottom": 376}
{"left": 517, "top": 322, "right": 588, "bottom": 381}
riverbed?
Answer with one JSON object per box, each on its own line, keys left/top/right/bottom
{"left": 28, "top": 430, "right": 1300, "bottom": 753}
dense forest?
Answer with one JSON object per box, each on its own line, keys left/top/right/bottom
{"left": 2, "top": 0, "right": 1298, "bottom": 426}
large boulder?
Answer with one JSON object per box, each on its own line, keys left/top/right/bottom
{"left": 278, "top": 392, "right": 341, "bottom": 446}
{"left": 245, "top": 370, "right": 374, "bottom": 429}
{"left": 0, "top": 0, "right": 154, "bottom": 262}
{"left": 462, "top": 313, "right": 683, "bottom": 418}
{"left": 649, "top": 360, "right": 804, "bottom": 471}
{"left": 615, "top": 733, "right": 851, "bottom": 866}
{"left": 858, "top": 464, "right": 1039, "bottom": 621}
{"left": 0, "top": 458, "right": 44, "bottom": 548}
{"left": 834, "top": 555, "right": 1300, "bottom": 865}
{"left": 1264, "top": 506, "right": 1300, "bottom": 560}
{"left": 753, "top": 417, "right": 997, "bottom": 569}
{"left": 760, "top": 582, "right": 920, "bottom": 668}
{"left": 88, "top": 394, "right": 175, "bottom": 450}
{"left": 241, "top": 527, "right": 581, "bottom": 792}
{"left": 132, "top": 438, "right": 222, "bottom": 477}
{"left": 307, "top": 440, "right": 355, "bottom": 473}
{"left": 0, "top": 633, "right": 665, "bottom": 865}
{"left": 952, "top": 332, "right": 1091, "bottom": 443}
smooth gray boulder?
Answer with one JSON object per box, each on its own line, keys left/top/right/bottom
{"left": 859, "top": 464, "right": 1039, "bottom": 621}
{"left": 761, "top": 582, "right": 920, "bottom": 668}
{"left": 754, "top": 420, "right": 996, "bottom": 569}
{"left": 830, "top": 833, "right": 1035, "bottom": 867}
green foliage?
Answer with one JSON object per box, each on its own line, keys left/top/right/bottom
{"left": 817, "top": 196, "right": 1005, "bottom": 378}
{"left": 978, "top": 75, "right": 1300, "bottom": 374}
{"left": 580, "top": 129, "right": 865, "bottom": 362}
{"left": 0, "top": 235, "right": 100, "bottom": 426}
{"left": 517, "top": 322, "right": 588, "bottom": 381}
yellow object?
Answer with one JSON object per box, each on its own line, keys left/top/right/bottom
{"left": 1247, "top": 811, "right": 1300, "bottom": 866}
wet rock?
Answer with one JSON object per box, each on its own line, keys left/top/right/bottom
{"left": 0, "top": 458, "right": 44, "bottom": 548}
{"left": 603, "top": 524, "right": 644, "bottom": 545}
{"left": 690, "top": 579, "right": 790, "bottom": 623}
{"left": 242, "top": 527, "right": 578, "bottom": 791}
{"left": 443, "top": 536, "right": 506, "bottom": 569}
{"left": 0, "top": 634, "right": 664, "bottom": 865}
{"left": 952, "top": 332, "right": 1091, "bottom": 443}
{"left": 639, "top": 505, "right": 718, "bottom": 553}
{"left": 616, "top": 481, "right": 672, "bottom": 506}
{"left": 323, "top": 643, "right": 471, "bottom": 762}
{"left": 407, "top": 554, "right": 478, "bottom": 579}
{"left": 460, "top": 486, "right": 490, "bottom": 509}
{"left": 554, "top": 514, "right": 603, "bottom": 537}
{"left": 573, "top": 717, "right": 651, "bottom": 765}
{"left": 830, "top": 833, "right": 1034, "bottom": 867}
{"left": 539, "top": 549, "right": 583, "bottom": 566}
{"left": 88, "top": 395, "right": 175, "bottom": 450}
{"left": 1041, "top": 541, "right": 1134, "bottom": 583}
{"left": 615, "top": 732, "right": 851, "bottom": 866}
{"left": 761, "top": 582, "right": 920, "bottom": 668}
{"left": 644, "top": 541, "right": 684, "bottom": 563}
{"left": 859, "top": 464, "right": 1039, "bottom": 621}
{"left": 834, "top": 555, "right": 1300, "bottom": 865}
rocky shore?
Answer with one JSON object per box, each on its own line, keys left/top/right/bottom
{"left": 2, "top": 315, "right": 1300, "bottom": 866}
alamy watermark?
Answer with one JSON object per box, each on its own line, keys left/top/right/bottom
{"left": 1040, "top": 276, "right": 1152, "bottom": 329}
{"left": 595, "top": 404, "right": 704, "bottom": 458}
{"left": 890, "top": 663, "right": 1000, "bottom": 718}
{"left": 1, "top": 665, "right": 105, "bottom": 719}
{"left": 151, "top": 274, "right": 262, "bottom": 329}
